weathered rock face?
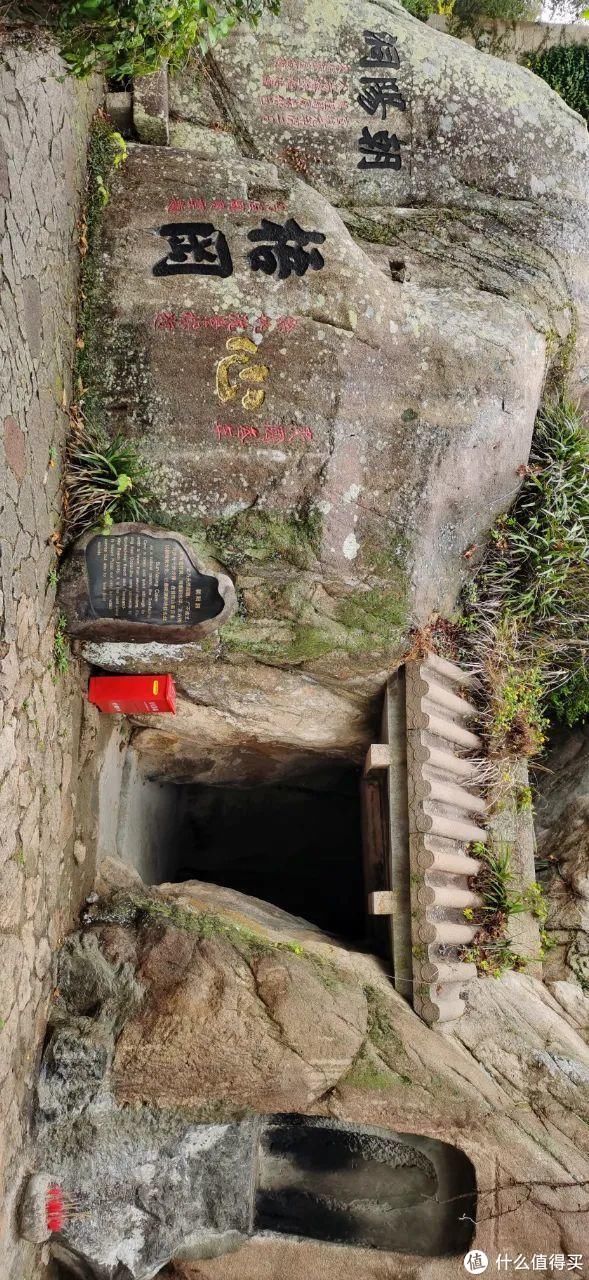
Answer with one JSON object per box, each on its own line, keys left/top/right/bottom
{"left": 83, "top": 0, "right": 589, "bottom": 781}
{"left": 111, "top": 909, "right": 368, "bottom": 1113}
{"left": 535, "top": 725, "right": 589, "bottom": 994}
{"left": 166, "top": 0, "right": 589, "bottom": 411}
{"left": 83, "top": 640, "right": 375, "bottom": 784}
{"left": 38, "top": 868, "right": 589, "bottom": 1278}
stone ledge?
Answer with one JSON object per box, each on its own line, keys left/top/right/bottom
{"left": 134, "top": 66, "right": 169, "bottom": 145}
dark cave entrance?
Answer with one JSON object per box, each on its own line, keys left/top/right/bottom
{"left": 168, "top": 764, "right": 366, "bottom": 941}
{"left": 110, "top": 750, "right": 368, "bottom": 942}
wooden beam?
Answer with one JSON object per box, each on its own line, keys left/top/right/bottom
{"left": 368, "top": 890, "right": 394, "bottom": 916}
{"left": 363, "top": 743, "right": 391, "bottom": 778}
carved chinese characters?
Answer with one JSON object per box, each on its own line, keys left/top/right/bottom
{"left": 153, "top": 216, "right": 327, "bottom": 281}
{"left": 260, "top": 55, "right": 351, "bottom": 129}
{"left": 168, "top": 17, "right": 410, "bottom": 200}
{"left": 248, "top": 218, "right": 326, "bottom": 279}
{"left": 355, "top": 30, "right": 405, "bottom": 171}
{"left": 216, "top": 335, "right": 270, "bottom": 411}
{"left": 91, "top": 145, "right": 359, "bottom": 529}
{"left": 154, "top": 223, "right": 233, "bottom": 278}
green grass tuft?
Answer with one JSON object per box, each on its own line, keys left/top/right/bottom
{"left": 53, "top": 613, "right": 70, "bottom": 675}
{"left": 460, "top": 397, "right": 589, "bottom": 744}
{"left": 64, "top": 424, "right": 151, "bottom": 541}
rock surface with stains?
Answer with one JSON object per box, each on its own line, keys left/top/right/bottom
{"left": 535, "top": 724, "right": 589, "bottom": 996}
{"left": 37, "top": 865, "right": 589, "bottom": 1278}
{"left": 83, "top": 0, "right": 589, "bottom": 782}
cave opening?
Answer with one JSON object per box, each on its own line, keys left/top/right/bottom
{"left": 171, "top": 765, "right": 365, "bottom": 941}
{"left": 108, "top": 748, "right": 367, "bottom": 943}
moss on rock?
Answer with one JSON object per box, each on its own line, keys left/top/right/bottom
{"left": 207, "top": 506, "right": 322, "bottom": 572}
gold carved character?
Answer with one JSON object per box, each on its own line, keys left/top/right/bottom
{"left": 215, "top": 335, "right": 270, "bottom": 411}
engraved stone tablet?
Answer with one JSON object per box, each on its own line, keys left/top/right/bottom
{"left": 58, "top": 523, "right": 236, "bottom": 643}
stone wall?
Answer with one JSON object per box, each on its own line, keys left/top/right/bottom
{"left": 427, "top": 15, "right": 589, "bottom": 62}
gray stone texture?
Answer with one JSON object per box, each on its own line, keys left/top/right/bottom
{"left": 0, "top": 31, "right": 104, "bottom": 1280}
{"left": 133, "top": 64, "right": 170, "bottom": 145}
{"left": 535, "top": 725, "right": 589, "bottom": 993}
{"left": 84, "top": 0, "right": 589, "bottom": 787}
{"left": 39, "top": 869, "right": 589, "bottom": 1276}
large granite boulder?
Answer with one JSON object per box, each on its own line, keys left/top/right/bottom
{"left": 37, "top": 867, "right": 589, "bottom": 1279}
{"left": 82, "top": 0, "right": 589, "bottom": 780}
{"left": 535, "top": 725, "right": 589, "bottom": 994}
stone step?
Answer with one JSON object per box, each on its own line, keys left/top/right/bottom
{"left": 427, "top": 714, "right": 482, "bottom": 750}
{"left": 425, "top": 744, "right": 478, "bottom": 779}
{"left": 426, "top": 776, "right": 486, "bottom": 815}
{"left": 425, "top": 991, "right": 469, "bottom": 1023}
{"left": 426, "top": 811, "right": 488, "bottom": 844}
{"left": 422, "top": 677, "right": 478, "bottom": 720}
{"left": 430, "top": 919, "right": 478, "bottom": 945}
{"left": 423, "top": 652, "right": 477, "bottom": 689}
{"left": 422, "top": 959, "right": 478, "bottom": 985}
{"left": 428, "top": 883, "right": 483, "bottom": 910}
{"left": 430, "top": 848, "right": 482, "bottom": 877}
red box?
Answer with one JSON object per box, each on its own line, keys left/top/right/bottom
{"left": 88, "top": 674, "right": 176, "bottom": 715}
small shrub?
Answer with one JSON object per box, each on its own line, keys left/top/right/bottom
{"left": 460, "top": 398, "right": 589, "bottom": 744}
{"left": 481, "top": 400, "right": 589, "bottom": 633}
{"left": 51, "top": 0, "right": 281, "bottom": 80}
{"left": 487, "top": 653, "right": 548, "bottom": 758}
{"left": 476, "top": 840, "right": 525, "bottom": 917}
{"left": 539, "top": 927, "right": 556, "bottom": 957}
{"left": 525, "top": 45, "right": 589, "bottom": 126}
{"left": 461, "top": 843, "right": 547, "bottom": 977}
{"left": 463, "top": 937, "right": 525, "bottom": 979}
{"left": 399, "top": 0, "right": 439, "bottom": 19}
{"left": 449, "top": 0, "right": 539, "bottom": 41}
{"left": 515, "top": 784, "right": 533, "bottom": 814}
{"left": 64, "top": 424, "right": 151, "bottom": 539}
{"left": 548, "top": 661, "right": 589, "bottom": 727}
{"left": 471, "top": 617, "right": 548, "bottom": 757}
{"left": 398, "top": 0, "right": 456, "bottom": 19}
{"left": 523, "top": 880, "right": 548, "bottom": 925}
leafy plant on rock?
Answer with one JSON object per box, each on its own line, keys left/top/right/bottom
{"left": 525, "top": 46, "right": 589, "bottom": 126}
{"left": 64, "top": 423, "right": 151, "bottom": 539}
{"left": 548, "top": 660, "right": 589, "bottom": 727}
{"left": 459, "top": 397, "right": 589, "bottom": 743}
{"left": 48, "top": 0, "right": 281, "bottom": 80}
{"left": 447, "top": 0, "right": 539, "bottom": 44}
{"left": 473, "top": 840, "right": 526, "bottom": 917}
{"left": 461, "top": 841, "right": 547, "bottom": 977}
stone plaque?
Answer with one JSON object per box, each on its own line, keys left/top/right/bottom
{"left": 58, "top": 523, "right": 236, "bottom": 643}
